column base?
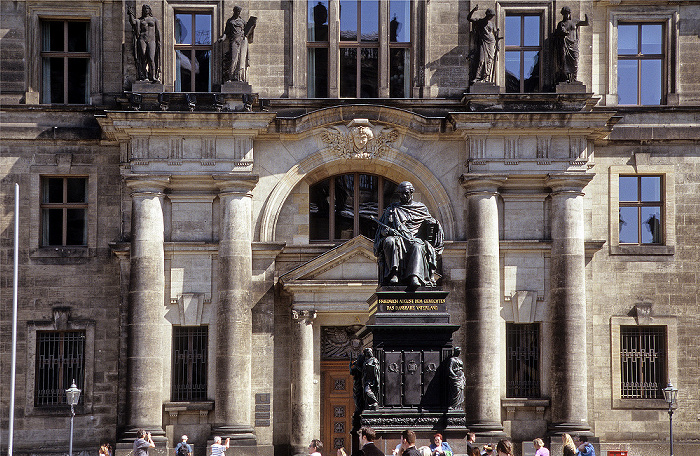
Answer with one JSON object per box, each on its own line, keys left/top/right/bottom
{"left": 547, "top": 421, "right": 592, "bottom": 435}
{"left": 211, "top": 424, "right": 257, "bottom": 445}
{"left": 466, "top": 421, "right": 506, "bottom": 437}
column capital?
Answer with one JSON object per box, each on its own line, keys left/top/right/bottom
{"left": 546, "top": 173, "right": 594, "bottom": 195}
{"left": 125, "top": 176, "right": 170, "bottom": 194}
{"left": 214, "top": 174, "right": 259, "bottom": 195}
{"left": 460, "top": 174, "right": 508, "bottom": 194}
{"left": 292, "top": 309, "right": 317, "bottom": 324}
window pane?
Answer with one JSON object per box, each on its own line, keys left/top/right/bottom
{"left": 383, "top": 180, "right": 399, "bottom": 207}
{"left": 360, "top": 47, "right": 378, "bottom": 98}
{"left": 618, "top": 24, "right": 638, "bottom": 55}
{"left": 641, "top": 206, "right": 662, "bottom": 244}
{"left": 67, "top": 22, "right": 88, "bottom": 52}
{"left": 67, "top": 58, "right": 88, "bottom": 104}
{"left": 523, "top": 16, "right": 540, "bottom": 47}
{"left": 66, "top": 209, "right": 87, "bottom": 245}
{"left": 335, "top": 174, "right": 355, "bottom": 239}
{"left": 389, "top": 1, "right": 410, "bottom": 43}
{"left": 641, "top": 24, "right": 662, "bottom": 54}
{"left": 505, "top": 51, "right": 521, "bottom": 93}
{"left": 360, "top": 0, "right": 379, "bottom": 42}
{"left": 45, "top": 57, "right": 64, "bottom": 104}
{"left": 176, "top": 50, "right": 193, "bottom": 92}
{"left": 340, "top": 0, "right": 358, "bottom": 41}
{"left": 194, "top": 50, "right": 211, "bottom": 92}
{"left": 195, "top": 14, "right": 211, "bottom": 45}
{"left": 175, "top": 14, "right": 192, "bottom": 44}
{"left": 340, "top": 48, "right": 357, "bottom": 97}
{"left": 42, "top": 208, "right": 63, "bottom": 246}
{"left": 619, "top": 207, "right": 639, "bottom": 243}
{"left": 308, "top": 48, "right": 329, "bottom": 97}
{"left": 640, "top": 59, "right": 662, "bottom": 105}
{"left": 309, "top": 1, "right": 329, "bottom": 41}
{"left": 640, "top": 176, "right": 661, "bottom": 202}
{"left": 310, "top": 178, "right": 330, "bottom": 240}
{"left": 619, "top": 176, "right": 638, "bottom": 202}
{"left": 505, "top": 16, "right": 521, "bottom": 47}
{"left": 390, "top": 48, "right": 410, "bottom": 98}
{"left": 617, "top": 60, "right": 638, "bottom": 104}
{"left": 66, "top": 178, "right": 87, "bottom": 203}
{"left": 45, "top": 21, "right": 64, "bottom": 52}
{"left": 358, "top": 174, "right": 378, "bottom": 238}
{"left": 43, "top": 178, "right": 64, "bottom": 203}
{"left": 523, "top": 50, "right": 540, "bottom": 92}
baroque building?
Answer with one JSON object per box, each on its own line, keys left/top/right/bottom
{"left": 1, "top": 1, "right": 699, "bottom": 455}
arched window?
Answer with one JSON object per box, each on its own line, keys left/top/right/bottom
{"left": 309, "top": 173, "right": 398, "bottom": 241}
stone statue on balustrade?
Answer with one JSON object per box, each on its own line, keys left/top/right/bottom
{"left": 127, "top": 4, "right": 161, "bottom": 82}
{"left": 553, "top": 6, "right": 589, "bottom": 83}
{"left": 218, "top": 6, "right": 257, "bottom": 82}
{"left": 467, "top": 5, "right": 500, "bottom": 84}
{"left": 373, "top": 181, "right": 444, "bottom": 291}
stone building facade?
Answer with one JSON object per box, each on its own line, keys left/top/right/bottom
{"left": 1, "top": 1, "right": 699, "bottom": 456}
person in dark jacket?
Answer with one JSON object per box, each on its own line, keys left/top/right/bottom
{"left": 359, "top": 427, "right": 384, "bottom": 456}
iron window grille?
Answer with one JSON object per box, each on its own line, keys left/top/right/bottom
{"left": 506, "top": 323, "right": 540, "bottom": 398}
{"left": 172, "top": 326, "right": 208, "bottom": 401}
{"left": 620, "top": 325, "right": 666, "bottom": 399}
{"left": 35, "top": 331, "right": 85, "bottom": 406}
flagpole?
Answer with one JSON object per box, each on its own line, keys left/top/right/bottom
{"left": 8, "top": 183, "right": 19, "bottom": 455}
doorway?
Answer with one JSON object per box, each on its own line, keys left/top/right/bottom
{"left": 321, "top": 360, "right": 355, "bottom": 453}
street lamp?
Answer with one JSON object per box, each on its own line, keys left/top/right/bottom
{"left": 66, "top": 380, "right": 81, "bottom": 456}
{"left": 663, "top": 381, "right": 678, "bottom": 456}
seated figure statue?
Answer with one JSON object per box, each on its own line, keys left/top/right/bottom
{"left": 373, "top": 181, "right": 444, "bottom": 290}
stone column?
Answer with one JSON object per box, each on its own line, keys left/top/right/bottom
{"left": 547, "top": 174, "right": 592, "bottom": 434}
{"left": 290, "top": 309, "right": 317, "bottom": 455}
{"left": 460, "top": 175, "right": 506, "bottom": 433}
{"left": 125, "top": 177, "right": 169, "bottom": 440}
{"left": 213, "top": 177, "right": 258, "bottom": 444}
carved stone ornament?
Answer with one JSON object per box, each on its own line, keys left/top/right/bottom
{"left": 321, "top": 119, "right": 399, "bottom": 159}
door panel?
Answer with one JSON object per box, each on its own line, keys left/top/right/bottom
{"left": 322, "top": 360, "right": 354, "bottom": 452}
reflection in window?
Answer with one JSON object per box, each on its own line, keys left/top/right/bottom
{"left": 620, "top": 326, "right": 666, "bottom": 399}
{"left": 175, "top": 12, "right": 212, "bottom": 92}
{"left": 41, "top": 177, "right": 88, "bottom": 246}
{"left": 617, "top": 23, "right": 663, "bottom": 105}
{"left": 619, "top": 175, "right": 663, "bottom": 244}
{"left": 310, "top": 174, "right": 398, "bottom": 241}
{"left": 308, "top": 1, "right": 330, "bottom": 97}
{"left": 41, "top": 20, "right": 90, "bottom": 104}
{"left": 505, "top": 14, "right": 541, "bottom": 93}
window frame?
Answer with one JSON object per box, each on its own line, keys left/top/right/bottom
{"left": 171, "top": 325, "right": 209, "bottom": 402}
{"left": 505, "top": 322, "right": 541, "bottom": 398}
{"left": 619, "top": 325, "right": 666, "bottom": 400}
{"left": 34, "top": 330, "right": 86, "bottom": 407}
{"left": 616, "top": 22, "right": 665, "bottom": 105}
{"left": 607, "top": 9, "right": 679, "bottom": 106}
{"left": 173, "top": 10, "right": 214, "bottom": 92}
{"left": 504, "top": 13, "right": 543, "bottom": 93}
{"left": 618, "top": 174, "right": 664, "bottom": 246}
{"left": 40, "top": 19, "right": 91, "bottom": 104}
{"left": 40, "top": 176, "right": 89, "bottom": 247}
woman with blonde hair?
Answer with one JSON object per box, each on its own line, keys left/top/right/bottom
{"left": 561, "top": 434, "right": 576, "bottom": 456}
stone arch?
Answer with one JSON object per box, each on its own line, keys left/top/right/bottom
{"left": 258, "top": 148, "right": 457, "bottom": 242}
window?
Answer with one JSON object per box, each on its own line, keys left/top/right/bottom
{"left": 505, "top": 14, "right": 541, "bottom": 93}
{"left": 309, "top": 173, "right": 398, "bottom": 241}
{"left": 172, "top": 326, "right": 208, "bottom": 401}
{"left": 620, "top": 326, "right": 666, "bottom": 399}
{"left": 617, "top": 23, "right": 663, "bottom": 105}
{"left": 307, "top": 0, "right": 411, "bottom": 98}
{"left": 41, "top": 20, "right": 90, "bottom": 104}
{"left": 41, "top": 177, "right": 88, "bottom": 247}
{"left": 506, "top": 323, "right": 540, "bottom": 398}
{"left": 619, "top": 175, "right": 662, "bottom": 244}
{"left": 35, "top": 331, "right": 85, "bottom": 406}
{"left": 175, "top": 12, "right": 212, "bottom": 92}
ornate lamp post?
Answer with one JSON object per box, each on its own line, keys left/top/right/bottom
{"left": 66, "top": 380, "right": 81, "bottom": 456}
{"left": 662, "top": 381, "right": 678, "bottom": 456}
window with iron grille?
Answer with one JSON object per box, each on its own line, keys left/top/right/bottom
{"left": 35, "top": 331, "right": 85, "bottom": 406}
{"left": 506, "top": 323, "right": 540, "bottom": 398}
{"left": 172, "top": 326, "right": 208, "bottom": 401}
{"left": 620, "top": 326, "right": 666, "bottom": 399}
{"left": 41, "top": 177, "right": 88, "bottom": 246}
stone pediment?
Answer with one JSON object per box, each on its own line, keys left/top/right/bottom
{"left": 280, "top": 236, "right": 378, "bottom": 283}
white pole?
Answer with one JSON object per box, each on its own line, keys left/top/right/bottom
{"left": 8, "top": 183, "right": 19, "bottom": 455}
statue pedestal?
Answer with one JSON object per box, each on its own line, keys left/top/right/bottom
{"left": 468, "top": 81, "right": 500, "bottom": 94}
{"left": 221, "top": 81, "right": 252, "bottom": 94}
{"left": 131, "top": 80, "right": 164, "bottom": 93}
{"left": 556, "top": 81, "right": 587, "bottom": 93}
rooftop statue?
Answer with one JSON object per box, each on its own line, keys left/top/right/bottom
{"left": 468, "top": 5, "right": 500, "bottom": 84}
{"left": 127, "top": 4, "right": 161, "bottom": 82}
{"left": 373, "top": 181, "right": 444, "bottom": 291}
{"left": 553, "top": 6, "right": 589, "bottom": 83}
{"left": 218, "top": 6, "right": 257, "bottom": 82}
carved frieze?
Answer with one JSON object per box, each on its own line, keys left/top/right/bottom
{"left": 320, "top": 119, "right": 399, "bottom": 159}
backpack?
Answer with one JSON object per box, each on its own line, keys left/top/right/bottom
{"left": 177, "top": 444, "right": 189, "bottom": 456}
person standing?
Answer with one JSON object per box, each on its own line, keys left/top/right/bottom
{"left": 465, "top": 433, "right": 476, "bottom": 454}
{"left": 133, "top": 429, "right": 155, "bottom": 456}
{"left": 359, "top": 427, "right": 385, "bottom": 456}
{"left": 211, "top": 436, "right": 230, "bottom": 456}
{"left": 175, "top": 435, "right": 192, "bottom": 456}
{"left": 574, "top": 436, "right": 595, "bottom": 456}
{"left": 309, "top": 439, "right": 324, "bottom": 456}
{"left": 561, "top": 434, "right": 576, "bottom": 456}
{"left": 533, "top": 439, "right": 549, "bottom": 456}
{"left": 400, "top": 430, "right": 421, "bottom": 456}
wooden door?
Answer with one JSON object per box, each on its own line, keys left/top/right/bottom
{"left": 321, "top": 360, "right": 355, "bottom": 453}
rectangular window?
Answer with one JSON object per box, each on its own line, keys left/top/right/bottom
{"left": 175, "top": 12, "right": 212, "bottom": 92}
{"left": 41, "top": 20, "right": 90, "bottom": 104}
{"left": 389, "top": 0, "right": 411, "bottom": 98}
{"left": 620, "top": 326, "right": 666, "bottom": 399}
{"left": 506, "top": 323, "right": 540, "bottom": 398}
{"left": 505, "top": 14, "right": 541, "bottom": 93}
{"left": 172, "top": 326, "right": 208, "bottom": 401}
{"left": 340, "top": 0, "right": 379, "bottom": 98}
{"left": 617, "top": 23, "right": 664, "bottom": 105}
{"left": 35, "top": 331, "right": 85, "bottom": 406}
{"left": 41, "top": 177, "right": 88, "bottom": 246}
{"left": 619, "top": 175, "right": 663, "bottom": 244}
{"left": 308, "top": 1, "right": 330, "bottom": 97}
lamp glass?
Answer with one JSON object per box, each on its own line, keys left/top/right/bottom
{"left": 663, "top": 382, "right": 678, "bottom": 406}
{"left": 66, "top": 381, "right": 81, "bottom": 406}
